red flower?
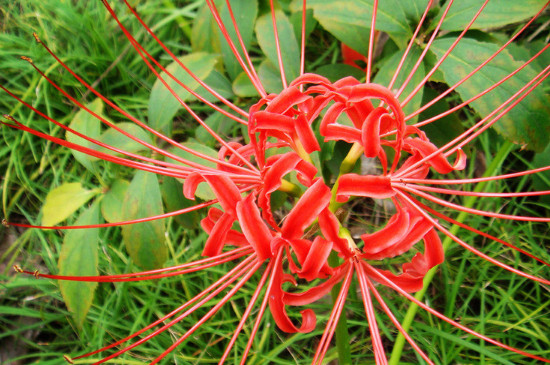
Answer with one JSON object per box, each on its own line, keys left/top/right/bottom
{"left": 2, "top": 0, "right": 550, "bottom": 364}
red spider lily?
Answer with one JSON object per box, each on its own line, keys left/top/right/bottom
{"left": 2, "top": 0, "right": 550, "bottom": 364}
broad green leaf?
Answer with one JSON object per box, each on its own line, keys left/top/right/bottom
{"left": 255, "top": 10, "right": 300, "bottom": 85}
{"left": 290, "top": 9, "right": 317, "bottom": 45}
{"left": 161, "top": 177, "right": 200, "bottom": 229}
{"left": 66, "top": 98, "right": 103, "bottom": 173}
{"left": 195, "top": 108, "right": 238, "bottom": 146}
{"left": 42, "top": 182, "right": 100, "bottom": 226}
{"left": 98, "top": 123, "right": 153, "bottom": 156}
{"left": 258, "top": 59, "right": 283, "bottom": 94}
{"left": 439, "top": 0, "right": 547, "bottom": 31}
{"left": 191, "top": 1, "right": 222, "bottom": 54}
{"left": 58, "top": 202, "right": 101, "bottom": 329}
{"left": 165, "top": 143, "right": 219, "bottom": 200}
{"left": 192, "top": 69, "right": 234, "bottom": 102}
{"left": 219, "top": 0, "right": 258, "bottom": 80}
{"left": 122, "top": 170, "right": 167, "bottom": 270}
{"left": 100, "top": 179, "right": 130, "bottom": 223}
{"left": 148, "top": 53, "right": 219, "bottom": 136}
{"left": 233, "top": 71, "right": 258, "bottom": 97}
{"left": 373, "top": 45, "right": 426, "bottom": 121}
{"left": 431, "top": 38, "right": 550, "bottom": 152}
{"left": 304, "top": 0, "right": 412, "bottom": 50}
{"left": 400, "top": 0, "right": 431, "bottom": 23}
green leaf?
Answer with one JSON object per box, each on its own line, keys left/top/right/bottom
{"left": 161, "top": 177, "right": 200, "bottom": 229}
{"left": 148, "top": 53, "right": 219, "bottom": 136}
{"left": 373, "top": 45, "right": 426, "bottom": 121}
{"left": 290, "top": 8, "right": 317, "bottom": 44}
{"left": 98, "top": 122, "right": 153, "bottom": 156}
{"left": 255, "top": 9, "right": 300, "bottom": 85}
{"left": 42, "top": 182, "right": 99, "bottom": 226}
{"left": 66, "top": 98, "right": 103, "bottom": 173}
{"left": 58, "top": 202, "right": 101, "bottom": 329}
{"left": 305, "top": 0, "right": 412, "bottom": 51}
{"left": 191, "top": 1, "right": 222, "bottom": 54}
{"left": 195, "top": 108, "right": 238, "bottom": 146}
{"left": 192, "top": 69, "right": 234, "bottom": 102}
{"left": 431, "top": 38, "right": 550, "bottom": 152}
{"left": 100, "top": 179, "right": 130, "bottom": 223}
{"left": 219, "top": 0, "right": 259, "bottom": 80}
{"left": 258, "top": 59, "right": 284, "bottom": 94}
{"left": 233, "top": 71, "right": 258, "bottom": 97}
{"left": 439, "top": 0, "right": 547, "bottom": 31}
{"left": 122, "top": 170, "right": 168, "bottom": 270}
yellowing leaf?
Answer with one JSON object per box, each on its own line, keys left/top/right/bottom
{"left": 41, "top": 182, "right": 99, "bottom": 226}
{"left": 58, "top": 202, "right": 101, "bottom": 329}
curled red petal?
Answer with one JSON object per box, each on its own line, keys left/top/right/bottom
{"left": 298, "top": 237, "right": 333, "bottom": 281}
{"left": 281, "top": 178, "right": 331, "bottom": 239}
{"left": 236, "top": 195, "right": 273, "bottom": 261}
{"left": 265, "top": 86, "right": 309, "bottom": 114}
{"left": 337, "top": 173, "right": 396, "bottom": 202}
{"left": 284, "top": 263, "right": 349, "bottom": 306}
{"left": 362, "top": 107, "right": 390, "bottom": 157}
{"left": 361, "top": 207, "right": 410, "bottom": 255}
{"left": 201, "top": 212, "right": 234, "bottom": 257}
{"left": 269, "top": 261, "right": 317, "bottom": 333}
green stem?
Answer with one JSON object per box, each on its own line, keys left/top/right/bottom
{"left": 388, "top": 140, "right": 514, "bottom": 365}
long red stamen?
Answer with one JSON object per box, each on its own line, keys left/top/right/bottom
{"left": 406, "top": 2, "right": 549, "bottom": 121}
{"left": 74, "top": 256, "right": 259, "bottom": 363}
{"left": 365, "top": 0, "right": 378, "bottom": 83}
{"left": 403, "top": 198, "right": 550, "bottom": 267}
{"left": 412, "top": 43, "right": 550, "bottom": 127}
{"left": 401, "top": 0, "right": 490, "bottom": 107}
{"left": 394, "top": 0, "right": 455, "bottom": 99}
{"left": 101, "top": 2, "right": 260, "bottom": 173}
{"left": 219, "top": 258, "right": 274, "bottom": 364}
{"left": 364, "top": 262, "right": 550, "bottom": 363}
{"left": 269, "top": 0, "right": 288, "bottom": 89}
{"left": 31, "top": 35, "right": 257, "bottom": 175}
{"left": 312, "top": 263, "right": 353, "bottom": 365}
{"left": 118, "top": 0, "right": 250, "bottom": 119}
{"left": 395, "top": 66, "right": 550, "bottom": 178}
{"left": 15, "top": 247, "right": 253, "bottom": 282}
{"left": 366, "top": 278, "right": 434, "bottom": 365}
{"left": 387, "top": 0, "right": 434, "bottom": 90}
{"left": 4, "top": 185, "right": 259, "bottom": 230}
{"left": 205, "top": 0, "right": 267, "bottom": 97}
{"left": 397, "top": 191, "right": 550, "bottom": 285}
{"left": 355, "top": 261, "right": 387, "bottom": 365}
{"left": 149, "top": 260, "right": 263, "bottom": 365}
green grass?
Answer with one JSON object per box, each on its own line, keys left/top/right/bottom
{"left": 1, "top": 0, "right": 549, "bottom": 364}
